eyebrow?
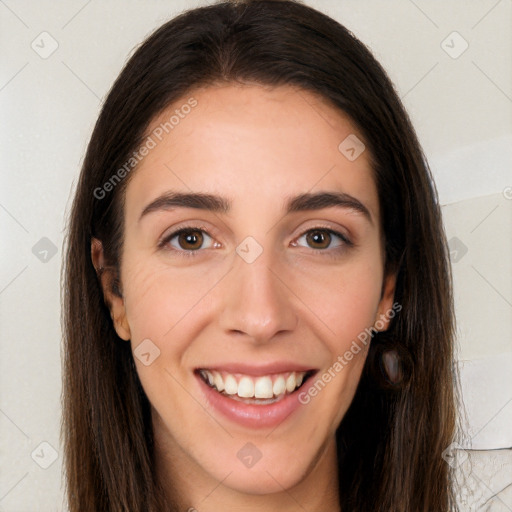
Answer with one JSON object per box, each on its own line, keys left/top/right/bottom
{"left": 139, "top": 190, "right": 373, "bottom": 224}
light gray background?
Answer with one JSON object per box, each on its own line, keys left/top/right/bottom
{"left": 1, "top": 1, "right": 511, "bottom": 510}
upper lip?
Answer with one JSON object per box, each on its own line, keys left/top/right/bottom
{"left": 195, "top": 362, "right": 318, "bottom": 376}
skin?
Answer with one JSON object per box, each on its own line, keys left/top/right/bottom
{"left": 93, "top": 83, "right": 396, "bottom": 512}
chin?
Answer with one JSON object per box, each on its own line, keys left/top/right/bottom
{"left": 217, "top": 460, "right": 308, "bottom": 495}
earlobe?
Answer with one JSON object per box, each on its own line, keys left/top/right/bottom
{"left": 91, "top": 237, "right": 131, "bottom": 341}
{"left": 110, "top": 307, "right": 131, "bottom": 341}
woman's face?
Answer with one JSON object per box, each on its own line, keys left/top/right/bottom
{"left": 102, "top": 83, "right": 396, "bottom": 501}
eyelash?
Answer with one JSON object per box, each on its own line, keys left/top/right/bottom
{"left": 158, "top": 224, "right": 353, "bottom": 259}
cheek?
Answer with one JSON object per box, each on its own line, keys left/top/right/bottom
{"left": 121, "top": 257, "right": 221, "bottom": 347}
{"left": 297, "top": 264, "right": 381, "bottom": 433}
{"left": 120, "top": 259, "right": 217, "bottom": 428}
{"left": 294, "top": 251, "right": 383, "bottom": 396}
{"left": 294, "top": 254, "right": 384, "bottom": 345}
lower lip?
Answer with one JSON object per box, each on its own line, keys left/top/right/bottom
{"left": 196, "top": 374, "right": 313, "bottom": 429}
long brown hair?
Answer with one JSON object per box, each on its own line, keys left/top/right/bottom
{"left": 61, "top": 1, "right": 462, "bottom": 510}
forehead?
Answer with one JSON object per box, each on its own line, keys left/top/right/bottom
{"left": 124, "top": 83, "right": 379, "bottom": 224}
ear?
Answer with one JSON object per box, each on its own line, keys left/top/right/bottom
{"left": 91, "top": 237, "right": 131, "bottom": 341}
{"left": 373, "top": 271, "right": 398, "bottom": 332}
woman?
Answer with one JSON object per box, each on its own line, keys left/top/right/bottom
{"left": 61, "top": 0, "right": 462, "bottom": 510}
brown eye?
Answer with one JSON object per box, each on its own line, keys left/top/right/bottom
{"left": 177, "top": 229, "right": 204, "bottom": 250}
{"left": 161, "top": 226, "right": 215, "bottom": 256}
{"left": 305, "top": 230, "right": 332, "bottom": 249}
{"left": 293, "top": 227, "right": 351, "bottom": 257}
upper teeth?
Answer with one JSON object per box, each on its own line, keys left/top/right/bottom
{"left": 199, "top": 369, "right": 306, "bottom": 399}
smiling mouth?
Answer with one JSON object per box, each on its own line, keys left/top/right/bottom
{"left": 196, "top": 369, "right": 316, "bottom": 405}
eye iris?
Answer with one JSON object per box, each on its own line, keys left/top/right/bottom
{"left": 179, "top": 230, "right": 203, "bottom": 250}
{"left": 307, "top": 230, "right": 330, "bottom": 249}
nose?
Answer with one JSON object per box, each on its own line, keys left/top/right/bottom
{"left": 217, "top": 245, "right": 298, "bottom": 344}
